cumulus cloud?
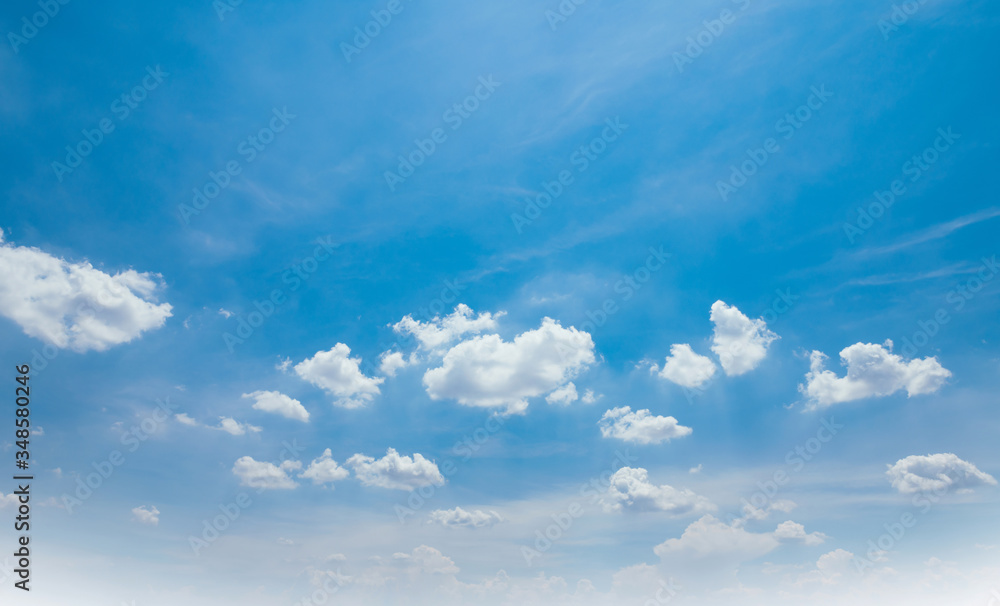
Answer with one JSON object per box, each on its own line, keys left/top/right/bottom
{"left": 428, "top": 507, "right": 505, "bottom": 529}
{"left": 0, "top": 229, "right": 172, "bottom": 352}
{"left": 175, "top": 413, "right": 194, "bottom": 425}
{"left": 232, "top": 456, "right": 301, "bottom": 490}
{"left": 393, "top": 304, "right": 504, "bottom": 351}
{"left": 299, "top": 448, "right": 351, "bottom": 486}
{"left": 0, "top": 493, "right": 19, "bottom": 509}
{"left": 378, "top": 350, "right": 418, "bottom": 377}
{"left": 652, "top": 344, "right": 717, "bottom": 388}
{"left": 390, "top": 545, "right": 460, "bottom": 575}
{"left": 654, "top": 515, "right": 779, "bottom": 560}
{"left": 601, "top": 467, "right": 715, "bottom": 515}
{"left": 347, "top": 448, "right": 445, "bottom": 491}
{"left": 773, "top": 520, "right": 827, "bottom": 545}
{"left": 545, "top": 382, "right": 579, "bottom": 405}
{"left": 131, "top": 505, "right": 160, "bottom": 526}
{"left": 243, "top": 390, "right": 310, "bottom": 423}
{"left": 294, "top": 344, "right": 384, "bottom": 409}
{"left": 598, "top": 406, "right": 692, "bottom": 445}
{"left": 800, "top": 341, "right": 952, "bottom": 408}
{"left": 423, "top": 318, "right": 595, "bottom": 415}
{"left": 216, "top": 417, "right": 262, "bottom": 436}
{"left": 886, "top": 453, "right": 997, "bottom": 494}
{"left": 710, "top": 301, "right": 778, "bottom": 376}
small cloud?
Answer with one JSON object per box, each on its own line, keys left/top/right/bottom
{"left": 131, "top": 505, "right": 160, "bottom": 526}
{"left": 689, "top": 464, "right": 703, "bottom": 474}
{"left": 215, "top": 417, "right": 262, "bottom": 436}
{"left": 219, "top": 308, "right": 233, "bottom": 319}
{"left": 30, "top": 427, "right": 43, "bottom": 436}
{"left": 545, "top": 382, "right": 579, "bottom": 406}
{"left": 277, "top": 537, "right": 294, "bottom": 545}
{"left": 175, "top": 413, "right": 199, "bottom": 427}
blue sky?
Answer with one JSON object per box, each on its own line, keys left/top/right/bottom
{"left": 1, "top": 0, "right": 999, "bottom": 604}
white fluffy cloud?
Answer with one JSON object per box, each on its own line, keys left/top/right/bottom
{"left": 654, "top": 514, "right": 779, "bottom": 560}
{"left": 294, "top": 344, "right": 384, "bottom": 409}
{"left": 378, "top": 350, "right": 418, "bottom": 377}
{"left": 886, "top": 453, "right": 997, "bottom": 494}
{"left": 545, "top": 382, "right": 579, "bottom": 405}
{"left": 393, "top": 304, "right": 504, "bottom": 350}
{"left": 801, "top": 341, "right": 952, "bottom": 408}
{"left": 299, "top": 448, "right": 351, "bottom": 486}
{"left": 428, "top": 507, "right": 505, "bottom": 528}
{"left": 773, "top": 520, "right": 827, "bottom": 545}
{"left": 0, "top": 493, "right": 19, "bottom": 509}
{"left": 601, "top": 467, "right": 715, "bottom": 515}
{"left": 0, "top": 229, "right": 172, "bottom": 352}
{"left": 216, "top": 417, "right": 262, "bottom": 436}
{"left": 131, "top": 505, "right": 160, "bottom": 526}
{"left": 652, "top": 344, "right": 717, "bottom": 388}
{"left": 655, "top": 515, "right": 829, "bottom": 567}
{"left": 598, "top": 406, "right": 692, "bottom": 444}
{"left": 347, "top": 448, "right": 445, "bottom": 491}
{"left": 423, "top": 318, "right": 595, "bottom": 414}
{"left": 710, "top": 301, "right": 778, "bottom": 375}
{"left": 242, "top": 390, "right": 310, "bottom": 422}
{"left": 232, "top": 456, "right": 301, "bottom": 490}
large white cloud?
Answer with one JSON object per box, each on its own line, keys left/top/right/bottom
{"left": 710, "top": 301, "right": 778, "bottom": 375}
{"left": 601, "top": 467, "right": 715, "bottom": 515}
{"left": 654, "top": 514, "right": 779, "bottom": 560}
{"left": 655, "top": 515, "right": 828, "bottom": 565}
{"left": 393, "top": 304, "right": 504, "bottom": 350}
{"left": 232, "top": 456, "right": 301, "bottom": 490}
{"left": 0, "top": 229, "right": 172, "bottom": 352}
{"left": 801, "top": 341, "right": 952, "bottom": 409}
{"left": 243, "top": 390, "right": 310, "bottom": 423}
{"left": 598, "top": 406, "right": 692, "bottom": 444}
{"left": 422, "top": 318, "right": 595, "bottom": 414}
{"left": 299, "top": 448, "right": 351, "bottom": 486}
{"left": 347, "top": 448, "right": 445, "bottom": 491}
{"left": 294, "top": 344, "right": 384, "bottom": 409}
{"left": 886, "top": 453, "right": 997, "bottom": 494}
{"left": 428, "top": 507, "right": 505, "bottom": 529}
{"left": 652, "top": 344, "right": 717, "bottom": 388}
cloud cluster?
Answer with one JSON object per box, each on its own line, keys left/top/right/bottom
{"left": 601, "top": 467, "right": 715, "bottom": 515}
{"left": 886, "top": 453, "right": 996, "bottom": 494}
{"left": 347, "top": 448, "right": 445, "bottom": 491}
{"left": 598, "top": 407, "right": 692, "bottom": 444}
{"left": 423, "top": 317, "right": 595, "bottom": 415}
{"left": 801, "top": 341, "right": 951, "bottom": 408}
{"left": 294, "top": 344, "right": 384, "bottom": 409}
{"left": 428, "top": 507, "right": 505, "bottom": 528}
{"left": 651, "top": 301, "right": 778, "bottom": 390}
{"left": 0, "top": 229, "right": 172, "bottom": 352}
{"left": 393, "top": 304, "right": 503, "bottom": 351}
{"left": 243, "top": 390, "right": 310, "bottom": 423}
